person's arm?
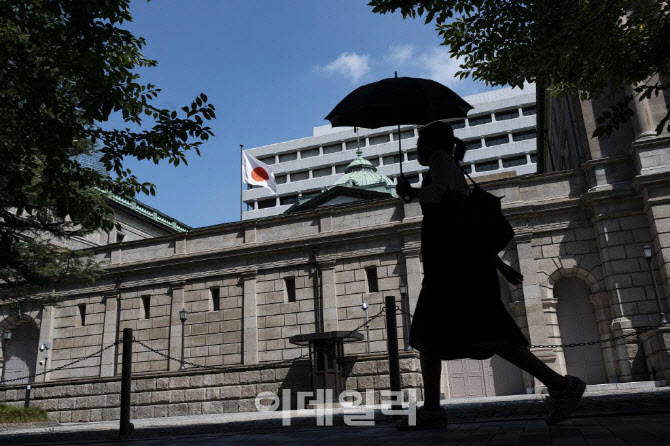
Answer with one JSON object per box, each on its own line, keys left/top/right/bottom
{"left": 493, "top": 255, "right": 524, "bottom": 285}
{"left": 397, "top": 151, "right": 453, "bottom": 202}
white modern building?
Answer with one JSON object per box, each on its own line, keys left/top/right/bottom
{"left": 242, "top": 84, "right": 537, "bottom": 220}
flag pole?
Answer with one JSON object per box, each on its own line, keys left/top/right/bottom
{"left": 240, "top": 144, "right": 244, "bottom": 221}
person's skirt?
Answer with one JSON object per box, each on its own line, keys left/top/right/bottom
{"left": 407, "top": 203, "right": 528, "bottom": 360}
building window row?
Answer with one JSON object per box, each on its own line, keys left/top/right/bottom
{"left": 255, "top": 128, "right": 419, "bottom": 166}
{"left": 254, "top": 105, "right": 535, "bottom": 167}
{"left": 246, "top": 152, "right": 536, "bottom": 212}
{"left": 248, "top": 131, "right": 536, "bottom": 190}
{"left": 388, "top": 152, "right": 538, "bottom": 184}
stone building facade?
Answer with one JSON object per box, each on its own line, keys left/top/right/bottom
{"left": 2, "top": 88, "right": 670, "bottom": 422}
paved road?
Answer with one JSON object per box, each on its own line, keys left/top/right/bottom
{"left": 1, "top": 388, "right": 669, "bottom": 445}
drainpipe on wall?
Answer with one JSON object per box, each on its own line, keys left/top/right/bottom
{"left": 311, "top": 248, "right": 324, "bottom": 333}
{"left": 113, "top": 277, "right": 122, "bottom": 375}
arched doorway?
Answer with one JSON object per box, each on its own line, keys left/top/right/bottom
{"left": 555, "top": 277, "right": 607, "bottom": 384}
{"left": 1, "top": 321, "right": 40, "bottom": 384}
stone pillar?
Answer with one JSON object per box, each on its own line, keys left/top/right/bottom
{"left": 516, "top": 235, "right": 555, "bottom": 390}
{"left": 589, "top": 292, "right": 619, "bottom": 382}
{"left": 168, "top": 281, "right": 186, "bottom": 371}
{"left": 37, "top": 305, "right": 56, "bottom": 382}
{"left": 540, "top": 298, "right": 567, "bottom": 375}
{"left": 640, "top": 185, "right": 670, "bottom": 309}
{"left": 402, "top": 248, "right": 422, "bottom": 314}
{"left": 627, "top": 77, "right": 661, "bottom": 140}
{"left": 100, "top": 290, "right": 119, "bottom": 377}
{"left": 242, "top": 271, "right": 258, "bottom": 365}
{"left": 320, "top": 261, "right": 338, "bottom": 332}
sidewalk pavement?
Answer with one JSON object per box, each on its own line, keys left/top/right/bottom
{"left": 1, "top": 387, "right": 669, "bottom": 445}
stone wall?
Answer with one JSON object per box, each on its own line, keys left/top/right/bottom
{"left": 0, "top": 352, "right": 421, "bottom": 423}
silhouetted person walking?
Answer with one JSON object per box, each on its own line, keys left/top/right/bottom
{"left": 395, "top": 121, "right": 585, "bottom": 430}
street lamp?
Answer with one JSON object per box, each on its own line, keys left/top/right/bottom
{"left": 361, "top": 301, "right": 370, "bottom": 354}
{"left": 40, "top": 342, "right": 50, "bottom": 379}
{"left": 179, "top": 308, "right": 188, "bottom": 370}
{"left": 642, "top": 246, "right": 668, "bottom": 325}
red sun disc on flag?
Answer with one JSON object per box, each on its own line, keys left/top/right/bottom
{"left": 251, "top": 167, "right": 269, "bottom": 181}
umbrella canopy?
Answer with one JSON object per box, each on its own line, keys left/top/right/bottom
{"left": 325, "top": 76, "right": 473, "bottom": 129}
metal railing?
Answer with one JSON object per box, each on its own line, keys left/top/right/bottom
{"left": 1, "top": 298, "right": 669, "bottom": 436}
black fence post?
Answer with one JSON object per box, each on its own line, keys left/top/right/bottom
{"left": 385, "top": 296, "right": 403, "bottom": 414}
{"left": 120, "top": 328, "right": 134, "bottom": 436}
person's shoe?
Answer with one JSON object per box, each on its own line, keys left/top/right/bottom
{"left": 544, "top": 375, "right": 586, "bottom": 425}
{"left": 396, "top": 405, "right": 447, "bottom": 431}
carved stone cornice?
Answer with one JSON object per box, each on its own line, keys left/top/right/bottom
{"left": 316, "top": 259, "right": 336, "bottom": 269}
{"left": 169, "top": 280, "right": 186, "bottom": 292}
{"left": 240, "top": 270, "right": 258, "bottom": 280}
{"left": 401, "top": 247, "right": 421, "bottom": 258}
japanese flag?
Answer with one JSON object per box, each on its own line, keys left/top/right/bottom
{"left": 242, "top": 151, "right": 277, "bottom": 193}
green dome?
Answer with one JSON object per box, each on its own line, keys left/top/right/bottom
{"left": 333, "top": 148, "right": 396, "bottom": 195}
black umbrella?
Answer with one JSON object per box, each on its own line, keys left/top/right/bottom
{"left": 325, "top": 74, "right": 473, "bottom": 175}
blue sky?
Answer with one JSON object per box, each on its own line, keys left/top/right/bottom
{"left": 117, "top": 0, "right": 489, "bottom": 227}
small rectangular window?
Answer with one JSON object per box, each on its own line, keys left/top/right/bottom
{"left": 484, "top": 134, "right": 510, "bottom": 147}
{"left": 468, "top": 114, "right": 493, "bottom": 126}
{"left": 210, "top": 288, "right": 220, "bottom": 311}
{"left": 346, "top": 140, "right": 363, "bottom": 150}
{"left": 398, "top": 130, "right": 415, "bottom": 140}
{"left": 141, "top": 295, "right": 151, "bottom": 319}
{"left": 257, "top": 198, "right": 276, "bottom": 209}
{"left": 382, "top": 154, "right": 400, "bottom": 165}
{"left": 369, "top": 134, "right": 391, "bottom": 146}
{"left": 275, "top": 175, "right": 287, "bottom": 184}
{"left": 522, "top": 105, "right": 537, "bottom": 116}
{"left": 291, "top": 171, "right": 309, "bottom": 182}
{"left": 407, "top": 151, "right": 418, "bottom": 161}
{"left": 366, "top": 157, "right": 380, "bottom": 167}
{"left": 313, "top": 167, "right": 332, "bottom": 178}
{"left": 258, "top": 155, "right": 275, "bottom": 165}
{"left": 285, "top": 277, "right": 296, "bottom": 302}
{"left": 475, "top": 160, "right": 499, "bottom": 172}
{"left": 502, "top": 155, "right": 528, "bottom": 168}
{"left": 530, "top": 152, "right": 537, "bottom": 163}
{"left": 449, "top": 119, "right": 466, "bottom": 129}
{"left": 78, "top": 304, "right": 86, "bottom": 327}
{"left": 495, "top": 109, "right": 519, "bottom": 121}
{"left": 462, "top": 164, "right": 473, "bottom": 174}
{"left": 323, "top": 143, "right": 343, "bottom": 154}
{"left": 301, "top": 147, "right": 319, "bottom": 158}
{"left": 278, "top": 151, "right": 298, "bottom": 162}
{"left": 512, "top": 129, "right": 537, "bottom": 142}
{"left": 335, "top": 163, "right": 348, "bottom": 173}
{"left": 280, "top": 195, "right": 298, "bottom": 206}
{"left": 406, "top": 174, "right": 420, "bottom": 184}
{"left": 465, "top": 139, "right": 482, "bottom": 151}
{"left": 365, "top": 267, "right": 378, "bottom": 293}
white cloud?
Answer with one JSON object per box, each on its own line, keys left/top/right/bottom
{"left": 416, "top": 47, "right": 464, "bottom": 87}
{"left": 319, "top": 52, "right": 371, "bottom": 84}
{"left": 385, "top": 44, "right": 414, "bottom": 66}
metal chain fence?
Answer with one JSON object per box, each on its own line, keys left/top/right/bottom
{"left": 1, "top": 304, "right": 668, "bottom": 385}
{"left": 133, "top": 305, "right": 391, "bottom": 370}
{"left": 0, "top": 339, "right": 122, "bottom": 385}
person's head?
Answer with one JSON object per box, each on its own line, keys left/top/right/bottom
{"left": 417, "top": 121, "right": 467, "bottom": 166}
